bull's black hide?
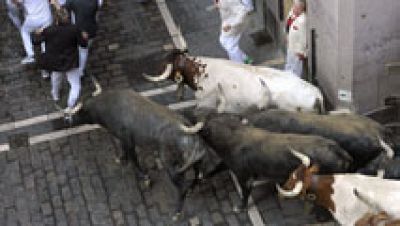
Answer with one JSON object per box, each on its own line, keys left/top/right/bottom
{"left": 241, "top": 110, "right": 393, "bottom": 168}
{"left": 199, "top": 114, "right": 352, "bottom": 210}
{"left": 73, "top": 89, "right": 211, "bottom": 217}
{"left": 357, "top": 153, "right": 400, "bottom": 179}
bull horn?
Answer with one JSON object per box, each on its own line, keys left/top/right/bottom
{"left": 378, "top": 136, "right": 394, "bottom": 159}
{"left": 91, "top": 75, "right": 102, "bottom": 97}
{"left": 143, "top": 63, "right": 173, "bottom": 82}
{"left": 289, "top": 148, "right": 311, "bottom": 167}
{"left": 69, "top": 102, "right": 83, "bottom": 115}
{"left": 180, "top": 121, "right": 204, "bottom": 134}
{"left": 276, "top": 181, "right": 304, "bottom": 198}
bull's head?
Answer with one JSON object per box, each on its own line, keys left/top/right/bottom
{"left": 143, "top": 39, "right": 207, "bottom": 99}
{"left": 276, "top": 149, "right": 319, "bottom": 198}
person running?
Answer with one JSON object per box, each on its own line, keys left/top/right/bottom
{"left": 216, "top": 0, "right": 254, "bottom": 64}
{"left": 17, "top": 0, "right": 53, "bottom": 65}
{"left": 285, "top": 0, "right": 307, "bottom": 77}
{"left": 33, "top": 6, "right": 88, "bottom": 112}
{"left": 6, "top": 0, "right": 22, "bottom": 29}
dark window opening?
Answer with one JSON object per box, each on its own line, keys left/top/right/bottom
{"left": 311, "top": 29, "right": 317, "bottom": 81}
{"left": 278, "top": 0, "right": 284, "bottom": 21}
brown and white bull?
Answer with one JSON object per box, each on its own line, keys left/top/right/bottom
{"left": 143, "top": 49, "right": 324, "bottom": 113}
{"left": 276, "top": 152, "right": 400, "bottom": 226}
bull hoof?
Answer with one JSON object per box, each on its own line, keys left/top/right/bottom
{"left": 172, "top": 212, "right": 183, "bottom": 221}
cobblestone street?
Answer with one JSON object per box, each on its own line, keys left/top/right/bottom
{"left": 0, "top": 0, "right": 340, "bottom": 225}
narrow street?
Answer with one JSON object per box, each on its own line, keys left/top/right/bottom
{"left": 0, "top": 0, "right": 336, "bottom": 225}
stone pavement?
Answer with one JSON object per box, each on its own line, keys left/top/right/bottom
{"left": 165, "top": 0, "right": 285, "bottom": 64}
{"left": 0, "top": 1, "right": 252, "bottom": 225}
{"left": 0, "top": 0, "right": 338, "bottom": 225}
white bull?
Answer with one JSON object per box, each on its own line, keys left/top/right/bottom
{"left": 144, "top": 52, "right": 324, "bottom": 114}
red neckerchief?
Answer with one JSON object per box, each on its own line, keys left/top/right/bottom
{"left": 286, "top": 14, "right": 298, "bottom": 32}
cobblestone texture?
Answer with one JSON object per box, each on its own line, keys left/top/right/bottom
{"left": 1, "top": 0, "right": 391, "bottom": 225}
{"left": 0, "top": 0, "right": 253, "bottom": 225}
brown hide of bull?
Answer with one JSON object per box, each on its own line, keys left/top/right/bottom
{"left": 282, "top": 164, "right": 336, "bottom": 213}
{"left": 172, "top": 54, "right": 207, "bottom": 90}
{"left": 355, "top": 212, "right": 400, "bottom": 226}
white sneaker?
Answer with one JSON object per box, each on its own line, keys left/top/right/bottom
{"left": 51, "top": 93, "right": 60, "bottom": 101}
{"left": 42, "top": 71, "right": 50, "bottom": 78}
{"left": 21, "top": 56, "right": 35, "bottom": 64}
{"left": 64, "top": 107, "right": 72, "bottom": 114}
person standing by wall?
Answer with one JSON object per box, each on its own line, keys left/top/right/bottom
{"left": 285, "top": 0, "right": 307, "bottom": 77}
{"left": 215, "top": 0, "right": 254, "bottom": 64}
{"left": 33, "top": 5, "right": 88, "bottom": 112}
{"left": 17, "top": 0, "right": 53, "bottom": 65}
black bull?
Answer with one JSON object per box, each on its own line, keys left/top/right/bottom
{"left": 198, "top": 114, "right": 352, "bottom": 210}
{"left": 240, "top": 109, "right": 396, "bottom": 169}
{"left": 69, "top": 89, "right": 212, "bottom": 217}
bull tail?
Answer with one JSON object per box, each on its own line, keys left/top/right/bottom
{"left": 216, "top": 83, "right": 227, "bottom": 113}
{"left": 176, "top": 149, "right": 205, "bottom": 174}
{"left": 353, "top": 189, "right": 382, "bottom": 212}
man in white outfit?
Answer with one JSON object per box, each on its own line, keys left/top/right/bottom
{"left": 216, "top": 0, "right": 254, "bottom": 64}
{"left": 6, "top": 0, "right": 22, "bottom": 29}
{"left": 285, "top": 0, "right": 307, "bottom": 77}
{"left": 17, "top": 0, "right": 53, "bottom": 65}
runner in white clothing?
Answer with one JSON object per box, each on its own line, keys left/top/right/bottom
{"left": 285, "top": 0, "right": 307, "bottom": 78}
{"left": 216, "top": 0, "right": 254, "bottom": 64}
{"left": 5, "top": 0, "right": 22, "bottom": 29}
{"left": 18, "top": 0, "right": 53, "bottom": 65}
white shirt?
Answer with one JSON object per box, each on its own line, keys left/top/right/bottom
{"left": 218, "top": 0, "right": 253, "bottom": 36}
{"left": 287, "top": 12, "right": 307, "bottom": 56}
{"left": 22, "top": 0, "right": 52, "bottom": 20}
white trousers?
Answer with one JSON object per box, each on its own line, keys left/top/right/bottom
{"left": 51, "top": 68, "right": 82, "bottom": 108}
{"left": 78, "top": 40, "right": 92, "bottom": 76}
{"left": 20, "top": 16, "right": 52, "bottom": 57}
{"left": 219, "top": 34, "right": 247, "bottom": 63}
{"left": 285, "top": 51, "right": 303, "bottom": 77}
{"left": 6, "top": 0, "right": 21, "bottom": 29}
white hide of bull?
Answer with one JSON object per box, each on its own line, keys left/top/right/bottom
{"left": 194, "top": 57, "right": 271, "bottom": 113}
{"left": 195, "top": 57, "right": 324, "bottom": 113}
{"left": 328, "top": 175, "right": 400, "bottom": 226}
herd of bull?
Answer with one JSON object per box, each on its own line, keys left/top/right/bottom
{"left": 64, "top": 48, "right": 400, "bottom": 225}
